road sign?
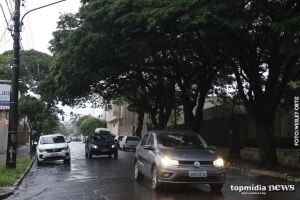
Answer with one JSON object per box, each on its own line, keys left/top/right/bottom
{"left": 0, "top": 84, "right": 11, "bottom": 110}
{"left": 0, "top": 84, "right": 21, "bottom": 110}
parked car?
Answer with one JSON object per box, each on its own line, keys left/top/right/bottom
{"left": 85, "top": 131, "right": 118, "bottom": 159}
{"left": 119, "top": 136, "right": 140, "bottom": 151}
{"left": 134, "top": 130, "right": 225, "bottom": 192}
{"left": 36, "top": 134, "right": 71, "bottom": 165}
{"left": 114, "top": 135, "right": 124, "bottom": 149}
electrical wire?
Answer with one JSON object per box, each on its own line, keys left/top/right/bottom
{"left": 0, "top": 3, "right": 10, "bottom": 27}
{"left": 0, "top": 29, "right": 8, "bottom": 45}
{"left": 22, "top": 26, "right": 31, "bottom": 50}
{"left": 0, "top": 34, "right": 12, "bottom": 51}
{"left": 4, "top": 0, "right": 13, "bottom": 19}
{"left": 7, "top": 0, "right": 14, "bottom": 13}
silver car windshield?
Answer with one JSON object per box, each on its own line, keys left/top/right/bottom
{"left": 40, "top": 136, "right": 65, "bottom": 144}
{"left": 157, "top": 132, "right": 207, "bottom": 149}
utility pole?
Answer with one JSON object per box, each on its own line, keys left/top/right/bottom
{"left": 6, "top": 0, "right": 21, "bottom": 168}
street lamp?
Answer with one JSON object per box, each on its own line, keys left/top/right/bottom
{"left": 6, "top": 0, "right": 67, "bottom": 169}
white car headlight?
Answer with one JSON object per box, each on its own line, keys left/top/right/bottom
{"left": 63, "top": 146, "right": 69, "bottom": 151}
{"left": 39, "top": 148, "right": 45, "bottom": 152}
{"left": 213, "top": 158, "right": 224, "bottom": 167}
{"left": 161, "top": 157, "right": 179, "bottom": 167}
{"left": 91, "top": 144, "right": 98, "bottom": 149}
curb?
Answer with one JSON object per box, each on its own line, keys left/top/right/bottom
{"left": 0, "top": 157, "right": 36, "bottom": 200}
{"left": 226, "top": 164, "right": 300, "bottom": 183}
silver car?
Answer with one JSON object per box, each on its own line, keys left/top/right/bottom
{"left": 134, "top": 130, "right": 225, "bottom": 192}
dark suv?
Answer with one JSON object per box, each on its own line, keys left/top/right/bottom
{"left": 85, "top": 131, "right": 118, "bottom": 159}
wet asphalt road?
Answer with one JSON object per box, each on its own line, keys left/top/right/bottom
{"left": 6, "top": 142, "right": 300, "bottom": 200}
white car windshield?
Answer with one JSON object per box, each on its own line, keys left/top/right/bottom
{"left": 40, "top": 136, "right": 66, "bottom": 144}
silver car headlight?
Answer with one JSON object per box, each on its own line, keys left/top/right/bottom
{"left": 161, "top": 157, "right": 179, "bottom": 167}
{"left": 213, "top": 158, "right": 224, "bottom": 167}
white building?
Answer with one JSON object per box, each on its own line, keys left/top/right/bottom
{"left": 103, "top": 102, "right": 148, "bottom": 136}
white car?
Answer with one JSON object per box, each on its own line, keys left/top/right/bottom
{"left": 36, "top": 134, "right": 71, "bottom": 165}
{"left": 120, "top": 136, "right": 140, "bottom": 151}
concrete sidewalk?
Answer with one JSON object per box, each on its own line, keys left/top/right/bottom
{"left": 227, "top": 159, "right": 300, "bottom": 182}
{"left": 0, "top": 144, "right": 32, "bottom": 164}
{"left": 0, "top": 154, "right": 5, "bottom": 164}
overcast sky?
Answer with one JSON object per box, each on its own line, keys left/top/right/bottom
{"left": 0, "top": 0, "right": 102, "bottom": 121}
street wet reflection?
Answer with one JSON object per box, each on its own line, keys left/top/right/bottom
{"left": 6, "top": 142, "right": 300, "bottom": 200}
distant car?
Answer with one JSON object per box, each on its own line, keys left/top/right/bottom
{"left": 36, "top": 134, "right": 71, "bottom": 165}
{"left": 85, "top": 131, "right": 118, "bottom": 159}
{"left": 114, "top": 135, "right": 124, "bottom": 149}
{"left": 134, "top": 130, "right": 225, "bottom": 192}
{"left": 119, "top": 136, "right": 140, "bottom": 151}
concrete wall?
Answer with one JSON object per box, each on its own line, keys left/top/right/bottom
{"left": 240, "top": 147, "right": 300, "bottom": 168}
{"left": 0, "top": 121, "right": 8, "bottom": 153}
{"left": 107, "top": 121, "right": 119, "bottom": 136}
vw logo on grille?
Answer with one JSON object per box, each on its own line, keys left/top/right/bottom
{"left": 194, "top": 161, "right": 200, "bottom": 168}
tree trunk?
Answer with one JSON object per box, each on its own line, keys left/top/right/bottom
{"left": 192, "top": 90, "right": 207, "bottom": 132}
{"left": 150, "top": 109, "right": 158, "bottom": 129}
{"left": 158, "top": 106, "right": 166, "bottom": 129}
{"left": 135, "top": 111, "right": 144, "bottom": 138}
{"left": 255, "top": 117, "right": 277, "bottom": 169}
{"left": 28, "top": 124, "right": 33, "bottom": 153}
{"left": 183, "top": 103, "right": 195, "bottom": 130}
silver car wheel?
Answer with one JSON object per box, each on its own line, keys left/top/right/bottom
{"left": 134, "top": 161, "right": 143, "bottom": 181}
{"left": 152, "top": 167, "right": 157, "bottom": 189}
{"left": 134, "top": 162, "right": 139, "bottom": 180}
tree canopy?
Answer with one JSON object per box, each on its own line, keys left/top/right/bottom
{"left": 46, "top": 0, "right": 300, "bottom": 168}
{"left": 0, "top": 49, "right": 51, "bottom": 93}
{"left": 18, "top": 95, "right": 60, "bottom": 135}
{"left": 79, "top": 116, "right": 107, "bottom": 136}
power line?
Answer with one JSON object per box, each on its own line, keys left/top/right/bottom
{"left": 0, "top": 34, "right": 12, "bottom": 51}
{"left": 22, "top": 26, "right": 31, "bottom": 50}
{"left": 0, "top": 3, "right": 10, "bottom": 27}
{"left": 0, "top": 29, "right": 8, "bottom": 44}
{"left": 4, "top": 0, "right": 13, "bottom": 18}
{"left": 8, "top": 0, "right": 14, "bottom": 12}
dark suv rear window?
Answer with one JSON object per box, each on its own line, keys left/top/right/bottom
{"left": 92, "top": 133, "right": 113, "bottom": 142}
{"left": 118, "top": 136, "right": 124, "bottom": 141}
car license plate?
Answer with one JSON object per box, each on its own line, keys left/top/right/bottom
{"left": 189, "top": 171, "right": 207, "bottom": 177}
{"left": 101, "top": 149, "right": 109, "bottom": 152}
{"left": 50, "top": 153, "right": 59, "bottom": 157}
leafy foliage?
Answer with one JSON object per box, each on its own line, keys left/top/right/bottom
{"left": 0, "top": 50, "right": 51, "bottom": 93}
{"left": 47, "top": 0, "right": 300, "bottom": 168}
{"left": 79, "top": 116, "right": 107, "bottom": 136}
{"left": 18, "top": 95, "right": 60, "bottom": 134}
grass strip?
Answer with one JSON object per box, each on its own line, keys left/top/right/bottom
{"left": 0, "top": 156, "right": 31, "bottom": 187}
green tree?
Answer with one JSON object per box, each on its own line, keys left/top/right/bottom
{"left": 47, "top": 0, "right": 226, "bottom": 132}
{"left": 76, "top": 115, "right": 90, "bottom": 127}
{"left": 19, "top": 95, "right": 60, "bottom": 149}
{"left": 0, "top": 50, "right": 51, "bottom": 93}
{"left": 79, "top": 117, "right": 107, "bottom": 136}
{"left": 200, "top": 0, "right": 300, "bottom": 168}
{"left": 46, "top": 0, "right": 299, "bottom": 169}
